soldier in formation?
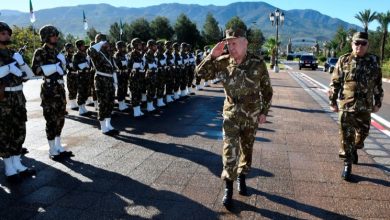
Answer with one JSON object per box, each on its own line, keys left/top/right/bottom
{"left": 0, "top": 21, "right": 36, "bottom": 183}
{"left": 113, "top": 41, "right": 130, "bottom": 111}
{"left": 73, "top": 39, "right": 91, "bottom": 116}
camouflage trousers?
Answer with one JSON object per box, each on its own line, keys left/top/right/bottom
{"left": 187, "top": 66, "right": 195, "bottom": 88}
{"left": 173, "top": 67, "right": 181, "bottom": 92}
{"left": 117, "top": 71, "right": 129, "bottom": 102}
{"left": 195, "top": 71, "right": 202, "bottom": 86}
{"left": 180, "top": 66, "right": 189, "bottom": 91}
{"left": 66, "top": 72, "right": 78, "bottom": 100}
{"left": 339, "top": 111, "right": 371, "bottom": 163}
{"left": 165, "top": 67, "right": 174, "bottom": 95}
{"left": 145, "top": 71, "right": 157, "bottom": 102}
{"left": 77, "top": 71, "right": 91, "bottom": 105}
{"left": 221, "top": 114, "right": 258, "bottom": 181}
{"left": 89, "top": 70, "right": 97, "bottom": 101}
{"left": 41, "top": 82, "right": 66, "bottom": 140}
{"left": 156, "top": 68, "right": 166, "bottom": 98}
{"left": 0, "top": 91, "right": 27, "bottom": 158}
{"left": 95, "top": 75, "right": 115, "bottom": 121}
{"left": 129, "top": 70, "right": 145, "bottom": 107}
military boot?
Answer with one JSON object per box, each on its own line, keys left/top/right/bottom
{"left": 341, "top": 162, "right": 352, "bottom": 181}
{"left": 353, "top": 149, "right": 358, "bottom": 165}
{"left": 222, "top": 180, "right": 233, "bottom": 209}
{"left": 237, "top": 174, "right": 248, "bottom": 196}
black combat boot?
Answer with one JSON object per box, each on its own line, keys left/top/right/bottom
{"left": 353, "top": 150, "right": 358, "bottom": 164}
{"left": 222, "top": 179, "right": 233, "bottom": 209}
{"left": 237, "top": 174, "right": 248, "bottom": 196}
{"left": 341, "top": 162, "right": 352, "bottom": 181}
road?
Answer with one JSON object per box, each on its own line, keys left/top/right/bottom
{"left": 284, "top": 61, "right": 390, "bottom": 130}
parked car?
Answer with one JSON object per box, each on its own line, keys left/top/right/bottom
{"left": 299, "top": 55, "right": 318, "bottom": 70}
{"left": 324, "top": 57, "right": 338, "bottom": 73}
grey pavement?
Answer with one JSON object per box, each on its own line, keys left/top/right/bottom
{"left": 0, "top": 71, "right": 389, "bottom": 219}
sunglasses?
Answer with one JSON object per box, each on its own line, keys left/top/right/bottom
{"left": 354, "top": 41, "right": 367, "bottom": 46}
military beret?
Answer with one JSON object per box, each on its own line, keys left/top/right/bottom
{"left": 352, "top": 32, "right": 368, "bottom": 42}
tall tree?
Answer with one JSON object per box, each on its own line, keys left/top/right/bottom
{"left": 376, "top": 11, "right": 390, "bottom": 64}
{"left": 129, "top": 18, "right": 152, "bottom": 41}
{"left": 150, "top": 16, "right": 174, "bottom": 40}
{"left": 174, "top": 13, "right": 201, "bottom": 47}
{"left": 355, "top": 9, "right": 377, "bottom": 33}
{"left": 224, "top": 16, "right": 247, "bottom": 33}
{"left": 202, "top": 12, "right": 221, "bottom": 45}
{"left": 264, "top": 37, "right": 277, "bottom": 67}
{"left": 108, "top": 22, "right": 122, "bottom": 42}
{"left": 247, "top": 28, "right": 265, "bottom": 54}
{"left": 86, "top": 27, "right": 99, "bottom": 42}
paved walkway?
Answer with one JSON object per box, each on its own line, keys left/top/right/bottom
{"left": 0, "top": 70, "right": 389, "bottom": 219}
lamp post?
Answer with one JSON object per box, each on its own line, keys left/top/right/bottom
{"left": 269, "top": 8, "right": 284, "bottom": 73}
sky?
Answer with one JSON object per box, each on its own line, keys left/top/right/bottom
{"left": 2, "top": 0, "right": 389, "bottom": 29}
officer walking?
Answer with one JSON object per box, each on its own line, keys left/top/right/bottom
{"left": 329, "top": 32, "right": 384, "bottom": 181}
{"left": 88, "top": 34, "right": 119, "bottom": 135}
{"left": 195, "top": 25, "right": 273, "bottom": 209}
{"left": 0, "top": 22, "right": 36, "bottom": 183}
{"left": 32, "top": 25, "right": 74, "bottom": 160}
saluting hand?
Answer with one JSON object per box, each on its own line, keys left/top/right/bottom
{"left": 210, "top": 41, "right": 226, "bottom": 59}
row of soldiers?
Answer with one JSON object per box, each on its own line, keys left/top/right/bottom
{"left": 63, "top": 35, "right": 213, "bottom": 118}
{"left": 0, "top": 22, "right": 213, "bottom": 184}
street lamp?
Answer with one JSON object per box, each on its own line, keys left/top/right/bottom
{"left": 269, "top": 8, "right": 284, "bottom": 73}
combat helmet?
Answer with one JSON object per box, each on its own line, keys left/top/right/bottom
{"left": 116, "top": 41, "right": 126, "bottom": 49}
{"left": 146, "top": 39, "right": 156, "bottom": 48}
{"left": 95, "top": 33, "right": 107, "bottom": 43}
{"left": 75, "top": 39, "right": 86, "bottom": 49}
{"left": 39, "top": 25, "right": 59, "bottom": 42}
{"left": 0, "top": 21, "right": 12, "bottom": 36}
{"left": 64, "top": 43, "right": 73, "bottom": 50}
{"left": 131, "top": 38, "right": 142, "bottom": 48}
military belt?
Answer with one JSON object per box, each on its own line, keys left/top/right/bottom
{"left": 132, "top": 69, "right": 145, "bottom": 73}
{"left": 45, "top": 79, "right": 64, "bottom": 84}
{"left": 4, "top": 84, "right": 23, "bottom": 92}
{"left": 227, "top": 94, "right": 259, "bottom": 104}
{"left": 96, "top": 71, "right": 113, "bottom": 77}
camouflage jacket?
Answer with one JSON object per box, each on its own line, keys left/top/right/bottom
{"left": 72, "top": 51, "right": 90, "bottom": 73}
{"left": 155, "top": 51, "right": 167, "bottom": 69}
{"left": 65, "top": 53, "right": 76, "bottom": 73}
{"left": 164, "top": 50, "right": 174, "bottom": 67}
{"left": 0, "top": 48, "right": 24, "bottom": 87}
{"left": 195, "top": 52, "right": 273, "bottom": 117}
{"left": 144, "top": 50, "right": 158, "bottom": 71}
{"left": 329, "top": 52, "right": 383, "bottom": 112}
{"left": 32, "top": 44, "right": 64, "bottom": 81}
{"left": 128, "top": 50, "right": 145, "bottom": 72}
{"left": 88, "top": 47, "right": 114, "bottom": 74}
{"left": 113, "top": 52, "right": 128, "bottom": 72}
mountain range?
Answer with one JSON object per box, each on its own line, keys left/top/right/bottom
{"left": 0, "top": 2, "right": 360, "bottom": 42}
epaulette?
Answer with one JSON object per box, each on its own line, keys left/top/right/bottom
{"left": 216, "top": 54, "right": 230, "bottom": 61}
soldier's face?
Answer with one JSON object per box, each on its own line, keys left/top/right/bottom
{"left": 352, "top": 40, "right": 368, "bottom": 57}
{"left": 226, "top": 37, "right": 248, "bottom": 59}
{"left": 0, "top": 30, "right": 11, "bottom": 45}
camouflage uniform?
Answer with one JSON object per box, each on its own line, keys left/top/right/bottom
{"left": 88, "top": 34, "right": 119, "bottom": 135}
{"left": 187, "top": 46, "right": 196, "bottom": 94}
{"left": 87, "top": 41, "right": 97, "bottom": 109}
{"left": 155, "top": 40, "right": 167, "bottom": 103}
{"left": 164, "top": 41, "right": 175, "bottom": 101}
{"left": 73, "top": 40, "right": 91, "bottom": 112}
{"left": 179, "top": 43, "right": 189, "bottom": 94}
{"left": 195, "top": 49, "right": 203, "bottom": 89}
{"left": 113, "top": 41, "right": 129, "bottom": 110}
{"left": 172, "top": 43, "right": 183, "bottom": 99}
{"left": 0, "top": 22, "right": 36, "bottom": 182}
{"left": 196, "top": 53, "right": 273, "bottom": 181}
{"left": 144, "top": 40, "right": 158, "bottom": 111}
{"left": 128, "top": 38, "right": 146, "bottom": 117}
{"left": 329, "top": 39, "right": 383, "bottom": 166}
{"left": 32, "top": 25, "right": 73, "bottom": 159}
{"left": 64, "top": 43, "right": 78, "bottom": 107}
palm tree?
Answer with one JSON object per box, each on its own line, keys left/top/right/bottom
{"left": 264, "top": 38, "right": 277, "bottom": 68}
{"left": 376, "top": 11, "right": 390, "bottom": 64}
{"left": 355, "top": 9, "right": 377, "bottom": 33}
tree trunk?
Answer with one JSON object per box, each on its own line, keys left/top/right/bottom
{"left": 380, "top": 31, "right": 387, "bottom": 65}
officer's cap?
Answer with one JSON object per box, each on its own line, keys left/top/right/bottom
{"left": 116, "top": 41, "right": 126, "bottom": 49}
{"left": 352, "top": 32, "right": 368, "bottom": 42}
{"left": 224, "top": 27, "right": 246, "bottom": 40}
{"left": 147, "top": 39, "right": 156, "bottom": 47}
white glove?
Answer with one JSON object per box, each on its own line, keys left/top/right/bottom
{"left": 9, "top": 62, "right": 23, "bottom": 77}
{"left": 57, "top": 53, "right": 66, "bottom": 65}
{"left": 78, "top": 62, "right": 89, "bottom": 70}
{"left": 56, "top": 62, "right": 64, "bottom": 75}
{"left": 12, "top": 52, "right": 25, "bottom": 66}
{"left": 20, "top": 65, "right": 35, "bottom": 80}
{"left": 91, "top": 41, "right": 107, "bottom": 52}
{"left": 0, "top": 64, "right": 10, "bottom": 78}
